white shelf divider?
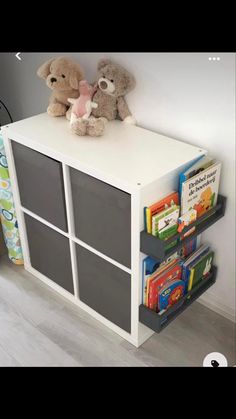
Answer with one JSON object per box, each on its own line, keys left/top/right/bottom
{"left": 21, "top": 206, "right": 70, "bottom": 238}
{"left": 62, "top": 163, "right": 79, "bottom": 299}
{"left": 71, "top": 235, "right": 132, "bottom": 275}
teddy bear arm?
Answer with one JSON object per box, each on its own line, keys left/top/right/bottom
{"left": 49, "top": 92, "right": 68, "bottom": 107}
{"left": 49, "top": 92, "right": 60, "bottom": 105}
{"left": 117, "top": 96, "right": 132, "bottom": 120}
{"left": 47, "top": 93, "right": 67, "bottom": 117}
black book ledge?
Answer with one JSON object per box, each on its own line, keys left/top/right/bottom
{"left": 139, "top": 266, "right": 217, "bottom": 333}
{"left": 139, "top": 195, "right": 226, "bottom": 334}
{"left": 141, "top": 195, "right": 226, "bottom": 262}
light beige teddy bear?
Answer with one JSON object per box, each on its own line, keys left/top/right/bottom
{"left": 70, "top": 59, "right": 136, "bottom": 136}
{"left": 37, "top": 57, "right": 84, "bottom": 118}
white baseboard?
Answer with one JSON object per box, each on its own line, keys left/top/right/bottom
{"left": 198, "top": 293, "right": 236, "bottom": 323}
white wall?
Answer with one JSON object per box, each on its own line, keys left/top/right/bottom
{"left": 0, "top": 52, "right": 235, "bottom": 321}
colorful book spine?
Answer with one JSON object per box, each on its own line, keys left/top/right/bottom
{"left": 146, "top": 207, "right": 152, "bottom": 234}
{"left": 142, "top": 256, "right": 160, "bottom": 305}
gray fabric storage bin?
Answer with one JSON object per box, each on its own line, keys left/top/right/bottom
{"left": 70, "top": 168, "right": 131, "bottom": 268}
{"left": 76, "top": 244, "right": 131, "bottom": 333}
{"left": 25, "top": 214, "right": 74, "bottom": 294}
{"left": 12, "top": 141, "right": 68, "bottom": 232}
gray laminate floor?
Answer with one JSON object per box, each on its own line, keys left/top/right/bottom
{"left": 0, "top": 255, "right": 235, "bottom": 367}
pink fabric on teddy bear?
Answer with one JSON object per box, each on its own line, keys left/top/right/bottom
{"left": 68, "top": 80, "right": 98, "bottom": 123}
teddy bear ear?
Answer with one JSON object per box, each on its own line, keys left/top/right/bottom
{"left": 125, "top": 72, "right": 136, "bottom": 92}
{"left": 69, "top": 64, "right": 84, "bottom": 90}
{"left": 97, "top": 58, "right": 112, "bottom": 71}
{"left": 37, "top": 58, "right": 55, "bottom": 79}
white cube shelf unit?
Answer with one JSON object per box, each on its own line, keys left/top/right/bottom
{"left": 2, "top": 113, "right": 206, "bottom": 347}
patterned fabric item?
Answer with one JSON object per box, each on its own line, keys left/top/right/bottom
{"left": 0, "top": 132, "right": 24, "bottom": 265}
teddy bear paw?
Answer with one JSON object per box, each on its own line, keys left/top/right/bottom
{"left": 47, "top": 103, "right": 67, "bottom": 117}
{"left": 87, "top": 118, "right": 105, "bottom": 137}
{"left": 123, "top": 115, "right": 136, "bottom": 125}
{"left": 99, "top": 117, "right": 108, "bottom": 125}
{"left": 70, "top": 118, "right": 87, "bottom": 136}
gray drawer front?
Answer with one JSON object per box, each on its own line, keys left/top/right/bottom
{"left": 70, "top": 169, "right": 131, "bottom": 268}
{"left": 76, "top": 245, "right": 131, "bottom": 333}
{"left": 12, "top": 141, "right": 68, "bottom": 232}
{"left": 25, "top": 214, "right": 74, "bottom": 294}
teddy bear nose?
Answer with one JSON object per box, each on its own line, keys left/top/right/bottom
{"left": 100, "top": 80, "right": 108, "bottom": 89}
{"left": 51, "top": 77, "right": 57, "bottom": 83}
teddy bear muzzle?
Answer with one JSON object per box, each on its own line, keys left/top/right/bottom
{"left": 47, "top": 74, "right": 70, "bottom": 91}
{"left": 98, "top": 77, "right": 115, "bottom": 94}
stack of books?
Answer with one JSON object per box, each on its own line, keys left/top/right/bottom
{"left": 142, "top": 154, "right": 221, "bottom": 313}
{"left": 182, "top": 244, "right": 214, "bottom": 292}
{"left": 144, "top": 154, "right": 222, "bottom": 242}
{"left": 144, "top": 192, "right": 180, "bottom": 250}
{"left": 142, "top": 242, "right": 214, "bottom": 313}
{"left": 143, "top": 254, "right": 183, "bottom": 312}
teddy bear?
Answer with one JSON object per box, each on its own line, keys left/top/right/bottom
{"left": 37, "top": 57, "right": 84, "bottom": 118}
{"left": 70, "top": 59, "right": 136, "bottom": 136}
{"left": 68, "top": 80, "right": 98, "bottom": 127}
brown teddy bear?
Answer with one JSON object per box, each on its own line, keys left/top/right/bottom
{"left": 70, "top": 59, "right": 136, "bottom": 136}
{"left": 37, "top": 57, "right": 84, "bottom": 118}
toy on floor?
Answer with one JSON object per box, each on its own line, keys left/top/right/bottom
{"left": 68, "top": 80, "right": 98, "bottom": 128}
{"left": 70, "top": 59, "right": 136, "bottom": 137}
{"left": 37, "top": 57, "right": 84, "bottom": 119}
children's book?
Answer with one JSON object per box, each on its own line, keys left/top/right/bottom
{"left": 157, "top": 238, "right": 197, "bottom": 263}
{"left": 178, "top": 208, "right": 197, "bottom": 238}
{"left": 179, "top": 237, "right": 197, "bottom": 258}
{"left": 158, "top": 206, "right": 180, "bottom": 240}
{"left": 148, "top": 262, "right": 182, "bottom": 310}
{"left": 179, "top": 155, "right": 206, "bottom": 196}
{"left": 142, "top": 256, "right": 160, "bottom": 305}
{"left": 152, "top": 205, "right": 180, "bottom": 238}
{"left": 188, "top": 250, "right": 214, "bottom": 291}
{"left": 145, "top": 191, "right": 179, "bottom": 233}
{"left": 160, "top": 251, "right": 179, "bottom": 267}
{"left": 181, "top": 161, "right": 221, "bottom": 217}
{"left": 145, "top": 257, "right": 180, "bottom": 307}
{"left": 151, "top": 204, "right": 180, "bottom": 251}
{"left": 182, "top": 244, "right": 210, "bottom": 284}
{"left": 182, "top": 155, "right": 215, "bottom": 181}
{"left": 158, "top": 279, "right": 185, "bottom": 311}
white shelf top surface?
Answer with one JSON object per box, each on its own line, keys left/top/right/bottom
{"left": 4, "top": 113, "right": 206, "bottom": 190}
